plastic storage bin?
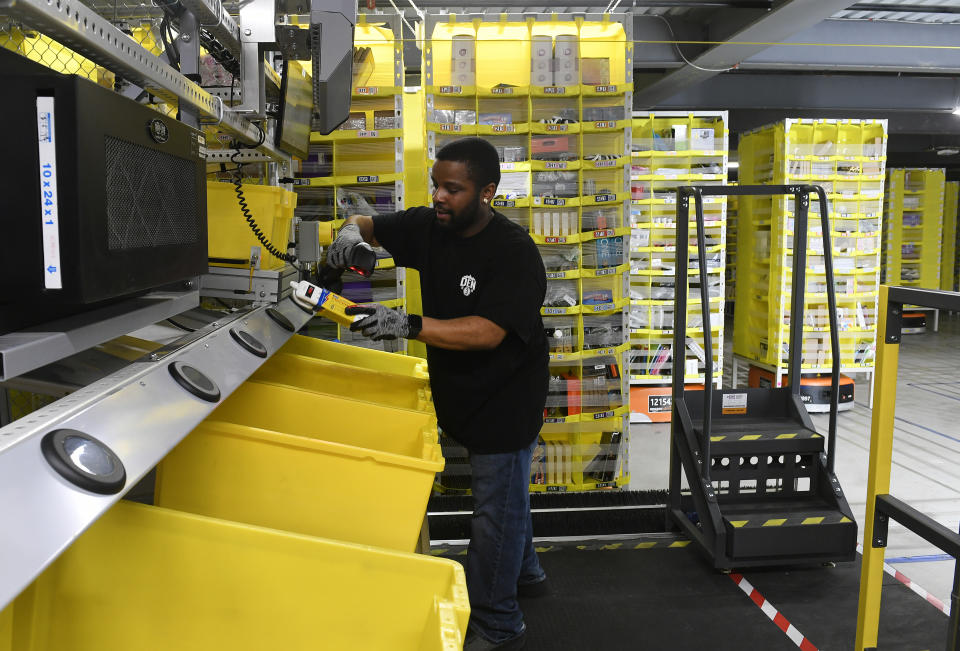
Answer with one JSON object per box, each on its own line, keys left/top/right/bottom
{"left": 156, "top": 380, "right": 443, "bottom": 551}
{"left": 251, "top": 352, "right": 433, "bottom": 412}
{"left": 0, "top": 501, "right": 468, "bottom": 651}
{"left": 279, "top": 334, "right": 430, "bottom": 379}
{"left": 207, "top": 181, "right": 297, "bottom": 270}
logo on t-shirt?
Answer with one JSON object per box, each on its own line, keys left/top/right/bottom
{"left": 460, "top": 274, "right": 477, "bottom": 296}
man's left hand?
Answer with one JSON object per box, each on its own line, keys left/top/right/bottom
{"left": 345, "top": 304, "right": 421, "bottom": 341}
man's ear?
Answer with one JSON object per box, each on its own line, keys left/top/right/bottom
{"left": 481, "top": 182, "right": 497, "bottom": 203}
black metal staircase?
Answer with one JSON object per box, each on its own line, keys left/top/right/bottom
{"left": 669, "top": 184, "right": 857, "bottom": 569}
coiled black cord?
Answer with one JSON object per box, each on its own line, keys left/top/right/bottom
{"left": 229, "top": 148, "right": 298, "bottom": 266}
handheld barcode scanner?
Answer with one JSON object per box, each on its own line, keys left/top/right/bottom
{"left": 313, "top": 241, "right": 377, "bottom": 294}
{"left": 290, "top": 280, "right": 361, "bottom": 327}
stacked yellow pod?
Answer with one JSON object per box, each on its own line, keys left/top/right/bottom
{"left": 735, "top": 119, "right": 887, "bottom": 383}
{"left": 941, "top": 180, "right": 958, "bottom": 292}
{"left": 882, "top": 168, "right": 945, "bottom": 290}
{"left": 423, "top": 12, "right": 633, "bottom": 492}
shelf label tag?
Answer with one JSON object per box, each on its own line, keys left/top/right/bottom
{"left": 545, "top": 124, "right": 568, "bottom": 132}
{"left": 545, "top": 272, "right": 567, "bottom": 279}
{"left": 491, "top": 86, "right": 514, "bottom": 95}
{"left": 37, "top": 96, "right": 62, "bottom": 290}
{"left": 290, "top": 178, "right": 311, "bottom": 185}
{"left": 356, "top": 175, "right": 380, "bottom": 183}
{"left": 544, "top": 86, "right": 566, "bottom": 95}
{"left": 592, "top": 410, "right": 615, "bottom": 420}
{"left": 354, "top": 86, "right": 378, "bottom": 95}
{"left": 593, "top": 228, "right": 615, "bottom": 238}
{"left": 545, "top": 161, "right": 568, "bottom": 169}
{"left": 544, "top": 236, "right": 567, "bottom": 244}
{"left": 721, "top": 392, "right": 748, "bottom": 415}
{"left": 356, "top": 130, "right": 379, "bottom": 138}
{"left": 543, "top": 307, "right": 566, "bottom": 314}
{"left": 593, "top": 160, "right": 616, "bottom": 168}
{"left": 492, "top": 199, "right": 515, "bottom": 207}
{"left": 439, "top": 85, "right": 463, "bottom": 94}
{"left": 593, "top": 193, "right": 616, "bottom": 203}
{"left": 595, "top": 267, "right": 616, "bottom": 276}
{"left": 492, "top": 124, "right": 516, "bottom": 133}
{"left": 439, "top": 124, "right": 462, "bottom": 132}
{"left": 594, "top": 121, "right": 616, "bottom": 129}
{"left": 594, "top": 85, "right": 617, "bottom": 93}
{"left": 543, "top": 197, "right": 565, "bottom": 206}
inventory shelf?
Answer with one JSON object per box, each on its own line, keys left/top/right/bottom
{"left": 426, "top": 10, "right": 634, "bottom": 492}
{"left": 946, "top": 181, "right": 960, "bottom": 291}
{"left": 882, "top": 168, "right": 945, "bottom": 291}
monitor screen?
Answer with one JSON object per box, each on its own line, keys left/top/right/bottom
{"left": 275, "top": 59, "right": 313, "bottom": 160}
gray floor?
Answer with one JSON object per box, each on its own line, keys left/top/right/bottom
{"left": 629, "top": 312, "right": 960, "bottom": 608}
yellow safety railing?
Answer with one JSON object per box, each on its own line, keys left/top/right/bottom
{"left": 856, "top": 284, "right": 960, "bottom": 651}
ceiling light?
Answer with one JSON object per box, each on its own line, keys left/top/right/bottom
{"left": 954, "top": 106, "right": 960, "bottom": 115}
{"left": 936, "top": 147, "right": 959, "bottom": 156}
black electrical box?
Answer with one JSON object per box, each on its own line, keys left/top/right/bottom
{"left": 1, "top": 57, "right": 207, "bottom": 332}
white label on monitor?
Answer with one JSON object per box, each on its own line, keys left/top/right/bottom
{"left": 37, "top": 96, "right": 62, "bottom": 290}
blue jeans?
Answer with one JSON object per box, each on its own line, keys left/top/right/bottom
{"left": 467, "top": 437, "right": 545, "bottom": 643}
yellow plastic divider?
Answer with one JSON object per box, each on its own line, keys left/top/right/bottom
{"left": 251, "top": 351, "right": 432, "bottom": 412}
{"left": 156, "top": 380, "right": 441, "bottom": 551}
{"left": 279, "top": 334, "right": 429, "bottom": 375}
{"left": 1, "top": 501, "right": 468, "bottom": 651}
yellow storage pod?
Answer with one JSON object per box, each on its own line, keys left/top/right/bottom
{"left": 251, "top": 352, "right": 433, "bottom": 412}
{"left": 206, "top": 182, "right": 297, "bottom": 270}
{"left": 156, "top": 380, "right": 442, "bottom": 551}
{"left": 0, "top": 501, "right": 468, "bottom": 651}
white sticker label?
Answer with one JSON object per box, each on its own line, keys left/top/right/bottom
{"left": 37, "top": 96, "right": 62, "bottom": 289}
{"left": 721, "top": 392, "right": 748, "bottom": 414}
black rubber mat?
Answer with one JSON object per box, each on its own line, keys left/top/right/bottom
{"left": 441, "top": 544, "right": 949, "bottom": 650}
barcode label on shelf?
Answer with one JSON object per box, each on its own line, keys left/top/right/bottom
{"left": 356, "top": 175, "right": 380, "bottom": 182}
{"left": 545, "top": 236, "right": 568, "bottom": 243}
{"left": 545, "top": 162, "right": 568, "bottom": 169}
{"left": 594, "top": 121, "right": 616, "bottom": 129}
{"left": 545, "top": 272, "right": 567, "bottom": 279}
{"left": 593, "top": 228, "right": 615, "bottom": 238}
{"left": 543, "top": 307, "right": 567, "bottom": 315}
{"left": 546, "top": 485, "right": 568, "bottom": 492}
{"left": 492, "top": 124, "right": 515, "bottom": 133}
{"left": 439, "top": 124, "right": 462, "bottom": 132}
{"left": 356, "top": 130, "right": 379, "bottom": 138}
{"left": 439, "top": 85, "right": 463, "bottom": 94}
{"left": 491, "top": 87, "right": 514, "bottom": 95}
{"left": 593, "top": 194, "right": 616, "bottom": 203}
{"left": 544, "top": 86, "right": 566, "bottom": 94}
{"left": 355, "top": 87, "right": 378, "bottom": 95}
{"left": 594, "top": 268, "right": 616, "bottom": 276}
{"left": 594, "top": 85, "right": 617, "bottom": 93}
{"left": 290, "top": 179, "right": 311, "bottom": 185}
{"left": 594, "top": 481, "right": 616, "bottom": 489}
{"left": 590, "top": 302, "right": 615, "bottom": 312}
{"left": 543, "top": 197, "right": 565, "bottom": 206}
{"left": 593, "top": 160, "right": 616, "bottom": 168}
{"left": 592, "top": 410, "right": 615, "bottom": 420}
{"left": 493, "top": 199, "right": 515, "bottom": 207}
{"left": 546, "top": 125, "right": 568, "bottom": 132}
{"left": 500, "top": 163, "right": 515, "bottom": 171}
{"left": 544, "top": 417, "right": 567, "bottom": 424}
{"left": 37, "top": 96, "right": 62, "bottom": 290}
{"left": 721, "top": 393, "right": 748, "bottom": 415}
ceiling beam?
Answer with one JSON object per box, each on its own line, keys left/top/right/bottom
{"left": 634, "top": 0, "right": 859, "bottom": 108}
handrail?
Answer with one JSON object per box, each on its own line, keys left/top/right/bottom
{"left": 856, "top": 285, "right": 960, "bottom": 651}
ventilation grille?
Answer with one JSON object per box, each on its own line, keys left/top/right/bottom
{"left": 105, "top": 136, "right": 200, "bottom": 251}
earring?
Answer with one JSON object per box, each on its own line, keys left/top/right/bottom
{"left": 483, "top": 198, "right": 489, "bottom": 204}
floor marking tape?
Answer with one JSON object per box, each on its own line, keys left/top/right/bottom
{"left": 730, "top": 573, "right": 819, "bottom": 651}
{"left": 856, "top": 543, "right": 951, "bottom": 616}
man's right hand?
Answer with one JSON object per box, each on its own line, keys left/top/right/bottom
{"left": 326, "top": 222, "right": 365, "bottom": 269}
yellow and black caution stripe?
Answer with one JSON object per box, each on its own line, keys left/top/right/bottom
{"left": 725, "top": 513, "right": 853, "bottom": 529}
{"left": 428, "top": 538, "right": 692, "bottom": 556}
{"left": 709, "top": 431, "right": 822, "bottom": 443}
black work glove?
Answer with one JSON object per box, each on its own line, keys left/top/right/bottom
{"left": 327, "top": 223, "right": 367, "bottom": 269}
{"left": 345, "top": 304, "right": 422, "bottom": 341}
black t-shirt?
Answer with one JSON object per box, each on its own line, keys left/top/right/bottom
{"left": 373, "top": 207, "right": 549, "bottom": 454}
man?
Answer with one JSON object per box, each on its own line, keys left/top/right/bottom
{"left": 327, "top": 137, "right": 549, "bottom": 651}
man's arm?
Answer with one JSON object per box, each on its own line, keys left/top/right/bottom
{"left": 417, "top": 315, "right": 507, "bottom": 351}
{"left": 342, "top": 214, "right": 380, "bottom": 247}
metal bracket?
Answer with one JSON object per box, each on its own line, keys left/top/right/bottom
{"left": 873, "top": 511, "right": 889, "bottom": 548}
{"left": 885, "top": 300, "right": 903, "bottom": 344}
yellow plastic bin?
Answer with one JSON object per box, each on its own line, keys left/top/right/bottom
{"left": 280, "top": 334, "right": 430, "bottom": 379}
{"left": 206, "top": 181, "right": 297, "bottom": 270}
{"left": 0, "top": 501, "right": 469, "bottom": 651}
{"left": 251, "top": 343, "right": 433, "bottom": 413}
{"left": 156, "top": 380, "right": 443, "bottom": 551}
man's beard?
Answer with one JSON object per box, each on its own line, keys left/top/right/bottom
{"left": 437, "top": 193, "right": 484, "bottom": 234}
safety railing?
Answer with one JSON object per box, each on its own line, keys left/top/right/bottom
{"left": 856, "top": 285, "right": 960, "bottom": 651}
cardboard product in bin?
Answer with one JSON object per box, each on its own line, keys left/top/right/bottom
{"left": 206, "top": 182, "right": 297, "bottom": 270}
{"left": 0, "top": 501, "right": 469, "bottom": 651}
{"left": 156, "top": 380, "right": 443, "bottom": 551}
{"left": 251, "top": 350, "right": 433, "bottom": 413}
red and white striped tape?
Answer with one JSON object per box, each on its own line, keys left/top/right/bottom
{"left": 856, "top": 543, "right": 951, "bottom": 616}
{"left": 729, "top": 573, "right": 819, "bottom": 651}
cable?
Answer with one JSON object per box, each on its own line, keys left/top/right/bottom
{"left": 229, "top": 148, "right": 299, "bottom": 266}
{"left": 639, "top": 13, "right": 738, "bottom": 73}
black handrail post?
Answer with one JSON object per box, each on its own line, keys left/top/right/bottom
{"left": 694, "top": 187, "right": 714, "bottom": 479}
{"left": 672, "top": 188, "right": 690, "bottom": 413}
{"left": 811, "top": 185, "right": 841, "bottom": 474}
{"left": 950, "top": 528, "right": 960, "bottom": 651}
{"left": 787, "top": 189, "right": 809, "bottom": 399}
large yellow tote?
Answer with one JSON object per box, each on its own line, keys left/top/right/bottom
{"left": 156, "top": 380, "right": 443, "bottom": 551}
{"left": 250, "top": 335, "right": 433, "bottom": 413}
{"left": 0, "top": 501, "right": 469, "bottom": 651}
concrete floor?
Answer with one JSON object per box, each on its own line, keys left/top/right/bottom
{"left": 629, "top": 311, "right": 960, "bottom": 608}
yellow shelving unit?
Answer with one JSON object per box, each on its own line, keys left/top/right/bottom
{"left": 424, "top": 12, "right": 633, "bottom": 493}
{"left": 882, "top": 168, "right": 944, "bottom": 290}
{"left": 295, "top": 15, "right": 407, "bottom": 352}
{"left": 628, "top": 111, "right": 728, "bottom": 422}
{"left": 726, "top": 186, "right": 738, "bottom": 305}
{"left": 941, "top": 180, "right": 958, "bottom": 292}
{"left": 734, "top": 118, "right": 888, "bottom": 394}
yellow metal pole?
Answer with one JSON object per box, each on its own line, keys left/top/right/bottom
{"left": 855, "top": 285, "right": 900, "bottom": 650}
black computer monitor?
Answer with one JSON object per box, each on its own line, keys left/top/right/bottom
{"left": 275, "top": 59, "right": 313, "bottom": 160}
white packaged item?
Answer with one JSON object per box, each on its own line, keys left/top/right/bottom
{"left": 691, "top": 128, "right": 714, "bottom": 150}
{"left": 531, "top": 35, "right": 554, "bottom": 86}
{"left": 672, "top": 124, "right": 688, "bottom": 151}
{"left": 533, "top": 212, "right": 543, "bottom": 236}
{"left": 552, "top": 212, "right": 562, "bottom": 237}
{"left": 451, "top": 34, "right": 476, "bottom": 86}
{"left": 553, "top": 35, "right": 578, "bottom": 86}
